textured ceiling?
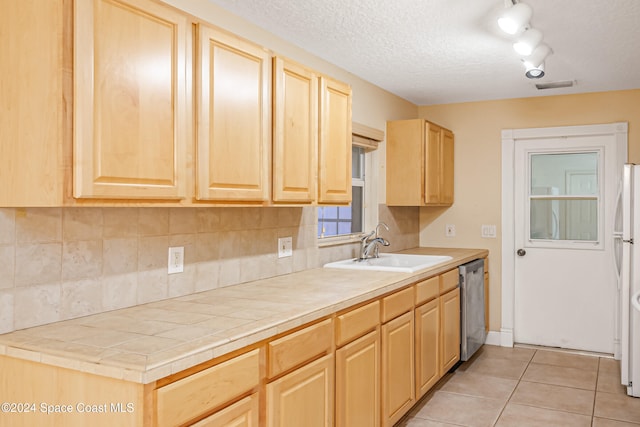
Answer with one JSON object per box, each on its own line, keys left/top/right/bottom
{"left": 205, "top": 0, "right": 640, "bottom": 105}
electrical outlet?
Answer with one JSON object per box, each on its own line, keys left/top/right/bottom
{"left": 278, "top": 237, "right": 293, "bottom": 258}
{"left": 445, "top": 224, "right": 456, "bottom": 237}
{"left": 168, "top": 246, "right": 184, "bottom": 274}
{"left": 481, "top": 224, "right": 497, "bottom": 238}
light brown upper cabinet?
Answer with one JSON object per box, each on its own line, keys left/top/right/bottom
{"left": 386, "top": 119, "right": 454, "bottom": 206}
{"left": 2, "top": 0, "right": 353, "bottom": 208}
{"left": 318, "top": 77, "right": 352, "bottom": 205}
{"left": 74, "top": 0, "right": 188, "bottom": 200}
{"left": 196, "top": 24, "right": 271, "bottom": 203}
{"left": 0, "top": 0, "right": 64, "bottom": 206}
{"left": 272, "top": 57, "right": 318, "bottom": 204}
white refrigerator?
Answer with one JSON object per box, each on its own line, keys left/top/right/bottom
{"left": 617, "top": 163, "right": 640, "bottom": 397}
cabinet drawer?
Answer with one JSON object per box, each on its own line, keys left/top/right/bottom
{"left": 268, "top": 318, "right": 333, "bottom": 378}
{"left": 156, "top": 349, "right": 260, "bottom": 427}
{"left": 336, "top": 300, "right": 380, "bottom": 346}
{"left": 191, "top": 393, "right": 259, "bottom": 427}
{"left": 382, "top": 287, "right": 414, "bottom": 323}
{"left": 415, "top": 276, "right": 439, "bottom": 305}
{"left": 439, "top": 269, "right": 459, "bottom": 294}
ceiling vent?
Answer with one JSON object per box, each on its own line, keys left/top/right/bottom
{"left": 535, "top": 80, "right": 576, "bottom": 90}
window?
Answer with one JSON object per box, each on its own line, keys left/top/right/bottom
{"left": 318, "top": 146, "right": 365, "bottom": 238}
{"left": 528, "top": 150, "right": 601, "bottom": 245}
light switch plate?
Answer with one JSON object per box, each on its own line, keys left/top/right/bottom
{"left": 481, "top": 224, "right": 497, "bottom": 238}
{"left": 168, "top": 246, "right": 184, "bottom": 274}
{"left": 278, "top": 237, "right": 293, "bottom": 258}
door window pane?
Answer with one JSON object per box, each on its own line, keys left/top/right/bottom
{"left": 529, "top": 151, "right": 600, "bottom": 243}
{"left": 530, "top": 199, "right": 598, "bottom": 241}
{"left": 531, "top": 152, "right": 598, "bottom": 195}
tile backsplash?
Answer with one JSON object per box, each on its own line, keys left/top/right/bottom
{"left": 378, "top": 204, "right": 420, "bottom": 252}
{"left": 0, "top": 205, "right": 419, "bottom": 334}
{"left": 0, "top": 207, "right": 322, "bottom": 334}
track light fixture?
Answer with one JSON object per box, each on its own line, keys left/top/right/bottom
{"left": 497, "top": 1, "right": 554, "bottom": 79}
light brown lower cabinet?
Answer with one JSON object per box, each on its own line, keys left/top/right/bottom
{"left": 266, "top": 354, "right": 334, "bottom": 427}
{"left": 335, "top": 329, "right": 380, "bottom": 427}
{"left": 415, "top": 298, "right": 440, "bottom": 398}
{"left": 440, "top": 287, "right": 461, "bottom": 375}
{"left": 0, "top": 263, "right": 479, "bottom": 427}
{"left": 381, "top": 311, "right": 415, "bottom": 427}
{"left": 191, "top": 393, "right": 259, "bottom": 427}
{"left": 155, "top": 349, "right": 260, "bottom": 426}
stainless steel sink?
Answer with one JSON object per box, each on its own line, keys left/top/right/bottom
{"left": 323, "top": 253, "right": 453, "bottom": 273}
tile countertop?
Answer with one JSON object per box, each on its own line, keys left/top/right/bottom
{"left": 0, "top": 247, "right": 487, "bottom": 384}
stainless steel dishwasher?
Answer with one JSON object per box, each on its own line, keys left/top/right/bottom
{"left": 459, "top": 259, "right": 486, "bottom": 361}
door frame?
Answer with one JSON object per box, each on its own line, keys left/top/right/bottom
{"left": 500, "top": 122, "right": 628, "bottom": 350}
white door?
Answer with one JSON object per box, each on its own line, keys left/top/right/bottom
{"left": 513, "top": 133, "right": 621, "bottom": 354}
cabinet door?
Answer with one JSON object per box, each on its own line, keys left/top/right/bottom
{"left": 267, "top": 354, "right": 334, "bottom": 427}
{"left": 318, "top": 76, "right": 352, "bottom": 204}
{"left": 440, "top": 128, "right": 455, "bottom": 205}
{"left": 386, "top": 119, "right": 423, "bottom": 206}
{"left": 415, "top": 298, "right": 440, "bottom": 398}
{"left": 381, "top": 311, "right": 415, "bottom": 427}
{"left": 273, "top": 57, "right": 317, "bottom": 203}
{"left": 74, "top": 0, "right": 188, "bottom": 199}
{"left": 440, "top": 287, "right": 460, "bottom": 375}
{"left": 424, "top": 122, "right": 442, "bottom": 205}
{"left": 191, "top": 394, "right": 259, "bottom": 427}
{"left": 0, "top": 0, "right": 64, "bottom": 206}
{"left": 197, "top": 25, "right": 270, "bottom": 202}
{"left": 336, "top": 329, "right": 380, "bottom": 427}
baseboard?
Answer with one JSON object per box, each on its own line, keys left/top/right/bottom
{"left": 483, "top": 329, "right": 514, "bottom": 347}
{"left": 484, "top": 331, "right": 502, "bottom": 346}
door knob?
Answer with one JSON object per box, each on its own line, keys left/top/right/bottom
{"left": 517, "top": 249, "right": 526, "bottom": 257}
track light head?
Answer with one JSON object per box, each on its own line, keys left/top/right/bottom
{"left": 498, "top": 2, "right": 532, "bottom": 35}
{"left": 522, "top": 44, "right": 552, "bottom": 79}
{"left": 513, "top": 28, "right": 543, "bottom": 56}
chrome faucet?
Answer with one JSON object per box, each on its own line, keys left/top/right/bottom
{"left": 358, "top": 222, "right": 391, "bottom": 260}
{"left": 375, "top": 222, "right": 390, "bottom": 238}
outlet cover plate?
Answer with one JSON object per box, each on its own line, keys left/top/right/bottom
{"left": 445, "top": 224, "right": 456, "bottom": 237}
{"left": 278, "top": 237, "right": 293, "bottom": 258}
{"left": 168, "top": 246, "right": 184, "bottom": 274}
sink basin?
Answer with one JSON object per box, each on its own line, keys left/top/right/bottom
{"left": 323, "top": 253, "right": 453, "bottom": 273}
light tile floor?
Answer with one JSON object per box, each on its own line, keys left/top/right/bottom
{"left": 397, "top": 345, "right": 640, "bottom": 427}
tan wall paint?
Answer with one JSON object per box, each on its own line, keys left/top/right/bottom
{"left": 418, "top": 89, "right": 640, "bottom": 332}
